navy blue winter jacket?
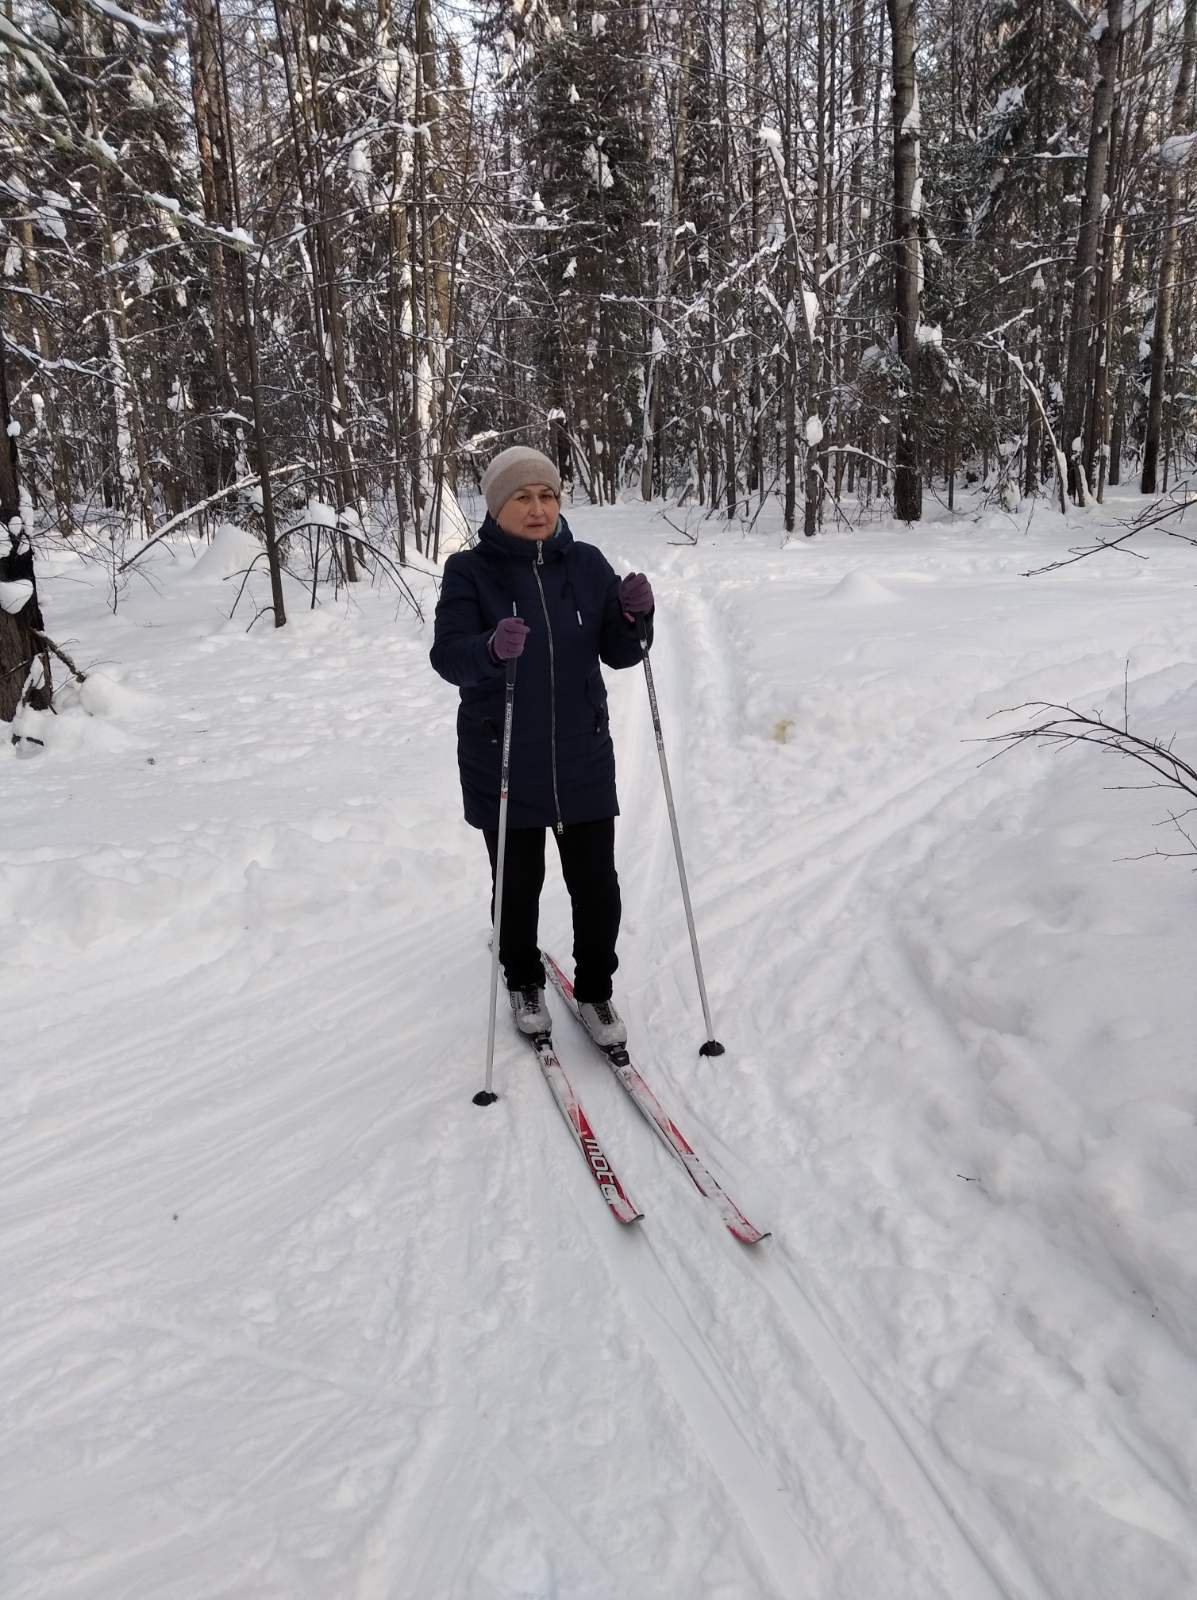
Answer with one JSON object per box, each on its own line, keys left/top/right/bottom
{"left": 430, "top": 515, "right": 652, "bottom": 831}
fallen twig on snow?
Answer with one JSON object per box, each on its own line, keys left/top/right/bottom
{"left": 982, "top": 687, "right": 1197, "bottom": 862}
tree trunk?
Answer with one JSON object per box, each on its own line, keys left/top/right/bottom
{"left": 783, "top": 0, "right": 797, "bottom": 533}
{"left": 887, "top": 0, "right": 922, "bottom": 522}
{"left": 1108, "top": 213, "right": 1139, "bottom": 485}
{"left": 1088, "top": 83, "right": 1123, "bottom": 502}
{"left": 0, "top": 326, "right": 51, "bottom": 724}
{"left": 182, "top": 0, "right": 240, "bottom": 493}
{"left": 1063, "top": 0, "right": 1120, "bottom": 503}
{"left": 213, "top": 0, "right": 287, "bottom": 626}
{"left": 1024, "top": 271, "right": 1045, "bottom": 495}
{"left": 1141, "top": 0, "right": 1197, "bottom": 493}
{"left": 804, "top": 0, "right": 828, "bottom": 537}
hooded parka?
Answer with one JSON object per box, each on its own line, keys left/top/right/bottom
{"left": 430, "top": 515, "right": 651, "bottom": 831}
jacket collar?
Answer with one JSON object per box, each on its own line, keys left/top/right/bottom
{"left": 477, "top": 512, "right": 574, "bottom": 563}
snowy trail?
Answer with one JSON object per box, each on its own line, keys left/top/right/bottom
{"left": 5, "top": 504, "right": 1197, "bottom": 1597}
{"left": 598, "top": 518, "right": 1197, "bottom": 1598}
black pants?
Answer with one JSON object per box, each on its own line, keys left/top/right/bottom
{"left": 483, "top": 818, "right": 621, "bottom": 1003}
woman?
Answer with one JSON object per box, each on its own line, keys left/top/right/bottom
{"left": 430, "top": 446, "right": 653, "bottom": 1047}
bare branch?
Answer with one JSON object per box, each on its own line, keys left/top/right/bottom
{"left": 982, "top": 685, "right": 1197, "bottom": 861}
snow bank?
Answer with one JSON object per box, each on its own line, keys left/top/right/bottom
{"left": 77, "top": 669, "right": 152, "bottom": 720}
{"left": 186, "top": 522, "right": 265, "bottom": 581}
{"left": 1161, "top": 131, "right": 1197, "bottom": 169}
{"left": 821, "top": 570, "right": 898, "bottom": 603}
{"left": 0, "top": 577, "right": 33, "bottom": 613}
{"left": 433, "top": 482, "right": 475, "bottom": 557}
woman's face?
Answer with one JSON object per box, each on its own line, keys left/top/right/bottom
{"left": 496, "top": 484, "right": 560, "bottom": 540}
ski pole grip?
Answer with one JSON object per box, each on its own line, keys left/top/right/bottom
{"left": 636, "top": 616, "right": 649, "bottom": 652}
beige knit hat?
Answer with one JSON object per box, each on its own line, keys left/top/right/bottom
{"left": 481, "top": 446, "right": 562, "bottom": 517}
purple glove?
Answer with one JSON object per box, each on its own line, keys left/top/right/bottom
{"left": 619, "top": 572, "right": 653, "bottom": 621}
{"left": 488, "top": 616, "right": 529, "bottom": 662}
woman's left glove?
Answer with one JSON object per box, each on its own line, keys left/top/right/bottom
{"left": 619, "top": 571, "right": 653, "bottom": 621}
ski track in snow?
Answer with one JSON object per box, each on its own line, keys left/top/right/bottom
{"left": 5, "top": 499, "right": 1197, "bottom": 1597}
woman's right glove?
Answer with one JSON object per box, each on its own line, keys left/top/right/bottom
{"left": 488, "top": 616, "right": 530, "bottom": 662}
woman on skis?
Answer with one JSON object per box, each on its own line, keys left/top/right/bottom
{"left": 430, "top": 445, "right": 653, "bottom": 1047}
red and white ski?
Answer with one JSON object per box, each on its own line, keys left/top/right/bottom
{"left": 526, "top": 1029, "right": 643, "bottom": 1226}
{"left": 542, "top": 951, "right": 769, "bottom": 1245}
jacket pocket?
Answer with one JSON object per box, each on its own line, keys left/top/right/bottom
{"left": 584, "top": 672, "right": 609, "bottom": 736}
{"left": 459, "top": 705, "right": 502, "bottom": 746}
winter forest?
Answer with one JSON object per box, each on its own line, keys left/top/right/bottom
{"left": 2, "top": 0, "right": 1197, "bottom": 635}
{"left": 6, "top": 0, "right": 1197, "bottom": 1594}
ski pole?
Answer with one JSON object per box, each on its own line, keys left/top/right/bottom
{"left": 637, "top": 616, "right": 724, "bottom": 1056}
{"left": 475, "top": 629, "right": 518, "bottom": 1107}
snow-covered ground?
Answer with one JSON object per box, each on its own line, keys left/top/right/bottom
{"left": 4, "top": 492, "right": 1197, "bottom": 1599}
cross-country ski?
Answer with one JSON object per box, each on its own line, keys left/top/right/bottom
{"left": 542, "top": 949, "right": 769, "bottom": 1245}
{"left": 522, "top": 1026, "right": 643, "bottom": 1226}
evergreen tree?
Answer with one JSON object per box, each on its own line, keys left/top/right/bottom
{"left": 515, "top": 0, "right": 651, "bottom": 500}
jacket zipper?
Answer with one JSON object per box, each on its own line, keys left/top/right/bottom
{"left": 533, "top": 540, "right": 564, "bottom": 835}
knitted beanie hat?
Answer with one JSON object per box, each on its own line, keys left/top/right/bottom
{"left": 481, "top": 446, "right": 562, "bottom": 518}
